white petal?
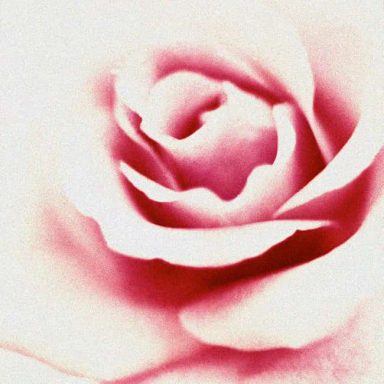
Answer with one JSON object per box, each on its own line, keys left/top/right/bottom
{"left": 180, "top": 196, "right": 384, "bottom": 349}
{"left": 101, "top": 213, "right": 329, "bottom": 267}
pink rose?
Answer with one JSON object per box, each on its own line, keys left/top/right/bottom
{"left": 1, "top": 0, "right": 383, "bottom": 382}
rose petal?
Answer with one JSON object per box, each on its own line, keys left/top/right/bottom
{"left": 140, "top": 71, "right": 224, "bottom": 141}
{"left": 0, "top": 349, "right": 97, "bottom": 384}
{"left": 120, "top": 161, "right": 273, "bottom": 227}
{"left": 0, "top": 241, "right": 199, "bottom": 380}
{"left": 274, "top": 0, "right": 383, "bottom": 153}
{"left": 110, "top": 122, "right": 179, "bottom": 190}
{"left": 101, "top": 215, "right": 329, "bottom": 268}
{"left": 180, "top": 195, "right": 384, "bottom": 350}
{"left": 114, "top": 290, "right": 384, "bottom": 383}
{"left": 274, "top": 6, "right": 384, "bottom": 220}
{"left": 276, "top": 105, "right": 384, "bottom": 219}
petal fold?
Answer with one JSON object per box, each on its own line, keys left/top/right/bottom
{"left": 180, "top": 196, "right": 384, "bottom": 349}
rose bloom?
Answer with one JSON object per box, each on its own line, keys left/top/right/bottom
{"left": 1, "top": 0, "right": 383, "bottom": 383}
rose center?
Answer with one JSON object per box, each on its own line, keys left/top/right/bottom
{"left": 137, "top": 71, "right": 277, "bottom": 199}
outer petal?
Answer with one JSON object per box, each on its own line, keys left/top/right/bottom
{"left": 180, "top": 194, "right": 384, "bottom": 350}
{"left": 0, "top": 219, "right": 199, "bottom": 380}
{"left": 110, "top": 291, "right": 384, "bottom": 383}
{"left": 277, "top": 94, "right": 384, "bottom": 219}
{"left": 0, "top": 349, "right": 97, "bottom": 384}
{"left": 114, "top": 0, "right": 315, "bottom": 121}
{"left": 274, "top": 0, "right": 384, "bottom": 217}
